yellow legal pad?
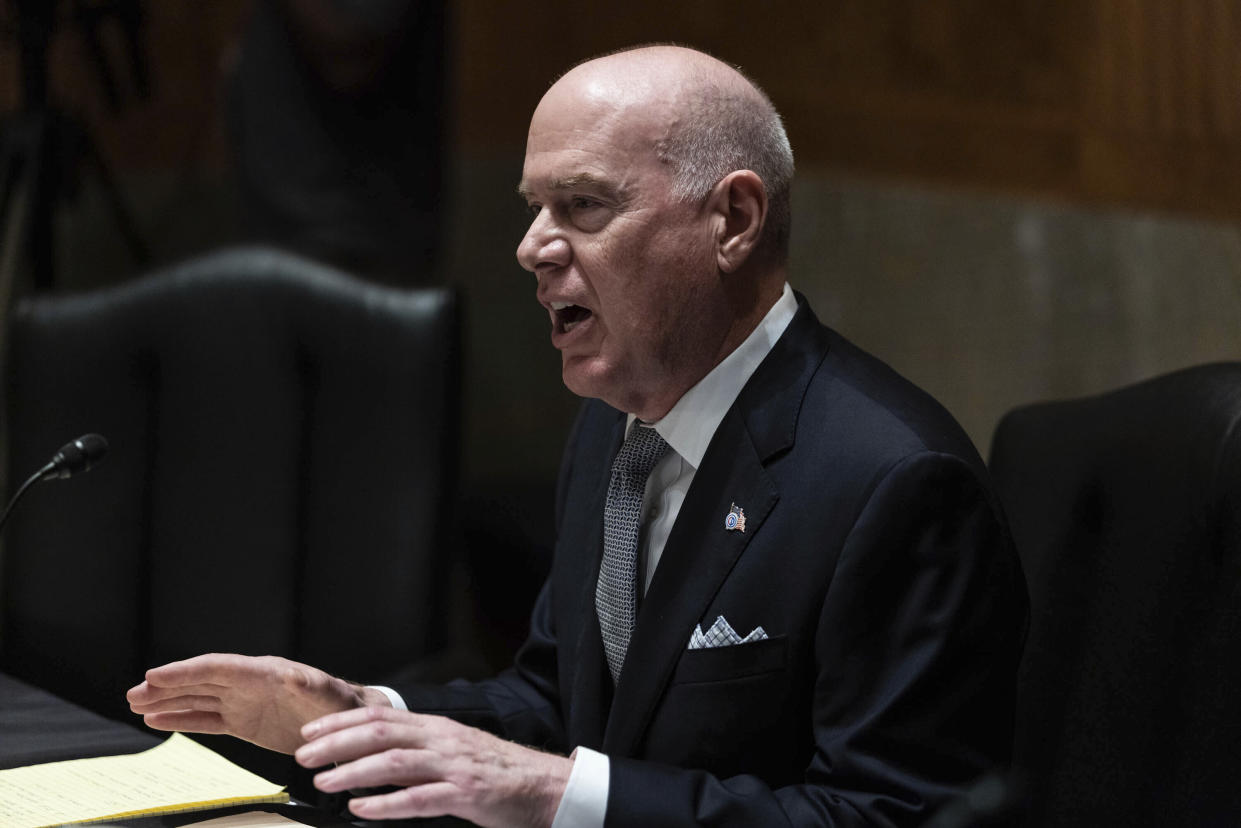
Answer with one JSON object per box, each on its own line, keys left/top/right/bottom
{"left": 0, "top": 732, "right": 289, "bottom": 828}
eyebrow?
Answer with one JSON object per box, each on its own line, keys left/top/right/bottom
{"left": 516, "top": 173, "right": 622, "bottom": 200}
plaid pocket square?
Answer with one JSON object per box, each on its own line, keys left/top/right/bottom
{"left": 687, "top": 615, "right": 768, "bottom": 649}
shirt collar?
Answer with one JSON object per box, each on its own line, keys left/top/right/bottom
{"left": 627, "top": 282, "right": 797, "bottom": 468}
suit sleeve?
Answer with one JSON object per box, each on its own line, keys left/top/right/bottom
{"left": 606, "top": 451, "right": 1027, "bottom": 827}
{"left": 390, "top": 576, "right": 568, "bottom": 751}
{"left": 387, "top": 405, "right": 597, "bottom": 752}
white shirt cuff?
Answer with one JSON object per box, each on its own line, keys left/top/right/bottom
{"left": 366, "top": 685, "right": 408, "bottom": 711}
{"left": 551, "top": 746, "right": 609, "bottom": 828}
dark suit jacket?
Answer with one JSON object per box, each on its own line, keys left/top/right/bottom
{"left": 397, "top": 298, "right": 1027, "bottom": 826}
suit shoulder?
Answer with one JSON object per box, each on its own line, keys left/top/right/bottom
{"left": 801, "top": 327, "right": 986, "bottom": 475}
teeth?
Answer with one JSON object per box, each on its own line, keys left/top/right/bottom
{"left": 564, "top": 319, "right": 579, "bottom": 333}
{"left": 550, "top": 301, "right": 572, "bottom": 311}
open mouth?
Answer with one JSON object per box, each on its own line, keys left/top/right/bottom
{"left": 551, "top": 301, "right": 593, "bottom": 334}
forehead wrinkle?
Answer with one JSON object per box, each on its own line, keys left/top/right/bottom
{"left": 517, "top": 172, "right": 629, "bottom": 201}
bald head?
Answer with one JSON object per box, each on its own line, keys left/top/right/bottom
{"left": 548, "top": 46, "right": 795, "bottom": 267}
{"left": 518, "top": 46, "right": 794, "bottom": 418}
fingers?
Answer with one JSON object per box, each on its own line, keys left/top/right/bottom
{"left": 142, "top": 653, "right": 257, "bottom": 687}
{"left": 296, "top": 709, "right": 434, "bottom": 768}
{"left": 347, "top": 782, "right": 460, "bottom": 821}
{"left": 128, "top": 693, "right": 223, "bottom": 716}
{"left": 126, "top": 653, "right": 246, "bottom": 703}
{"left": 302, "top": 702, "right": 422, "bottom": 742}
{"left": 128, "top": 682, "right": 229, "bottom": 706}
{"left": 311, "top": 748, "right": 439, "bottom": 792}
{"left": 295, "top": 713, "right": 574, "bottom": 828}
{"left": 125, "top": 653, "right": 350, "bottom": 755}
{"left": 142, "top": 710, "right": 228, "bottom": 734}
{"left": 309, "top": 745, "right": 476, "bottom": 822}
{"left": 127, "top": 653, "right": 291, "bottom": 707}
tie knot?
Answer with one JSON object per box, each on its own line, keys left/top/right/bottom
{"left": 614, "top": 424, "right": 670, "bottom": 481}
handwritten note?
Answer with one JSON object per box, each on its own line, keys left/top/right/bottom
{"left": 0, "top": 732, "right": 288, "bottom": 828}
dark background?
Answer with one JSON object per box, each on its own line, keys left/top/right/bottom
{"left": 1, "top": 0, "right": 1239, "bottom": 670}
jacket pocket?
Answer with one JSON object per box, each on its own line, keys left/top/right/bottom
{"left": 671, "top": 634, "right": 787, "bottom": 685}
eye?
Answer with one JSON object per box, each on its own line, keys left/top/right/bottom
{"left": 567, "top": 196, "right": 612, "bottom": 232}
{"left": 526, "top": 202, "right": 543, "bottom": 217}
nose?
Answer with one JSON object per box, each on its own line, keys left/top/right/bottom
{"left": 516, "top": 208, "right": 571, "bottom": 273}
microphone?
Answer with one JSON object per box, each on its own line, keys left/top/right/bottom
{"left": 40, "top": 433, "right": 109, "bottom": 480}
{"left": 0, "top": 434, "right": 109, "bottom": 533}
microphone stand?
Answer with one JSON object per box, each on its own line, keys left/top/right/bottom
{"left": 0, "top": 460, "right": 56, "bottom": 534}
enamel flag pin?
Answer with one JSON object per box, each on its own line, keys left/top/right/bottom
{"left": 724, "top": 502, "right": 746, "bottom": 532}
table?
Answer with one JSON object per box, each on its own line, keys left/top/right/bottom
{"left": 1, "top": 671, "right": 159, "bottom": 769}
{"left": 1, "top": 671, "right": 473, "bottom": 827}
{"left": 0, "top": 671, "right": 355, "bottom": 827}
{"left": 2, "top": 675, "right": 476, "bottom": 828}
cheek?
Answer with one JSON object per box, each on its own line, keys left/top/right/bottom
{"left": 650, "top": 233, "right": 718, "bottom": 308}
{"left": 591, "top": 219, "right": 717, "bottom": 345}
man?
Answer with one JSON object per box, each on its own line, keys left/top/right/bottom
{"left": 128, "top": 45, "right": 1027, "bottom": 827}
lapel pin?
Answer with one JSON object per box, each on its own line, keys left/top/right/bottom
{"left": 724, "top": 502, "right": 746, "bottom": 532}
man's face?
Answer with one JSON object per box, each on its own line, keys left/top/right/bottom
{"left": 516, "top": 79, "right": 725, "bottom": 420}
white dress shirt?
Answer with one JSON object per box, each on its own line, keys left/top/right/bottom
{"left": 550, "top": 282, "right": 796, "bottom": 827}
{"left": 383, "top": 284, "right": 798, "bottom": 827}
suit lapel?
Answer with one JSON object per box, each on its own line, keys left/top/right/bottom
{"left": 603, "top": 411, "right": 776, "bottom": 755}
{"left": 598, "top": 296, "right": 831, "bottom": 756}
{"left": 565, "top": 410, "right": 625, "bottom": 750}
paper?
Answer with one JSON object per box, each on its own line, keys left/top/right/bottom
{"left": 0, "top": 732, "right": 288, "bottom": 828}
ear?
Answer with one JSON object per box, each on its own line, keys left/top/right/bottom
{"left": 709, "top": 170, "right": 768, "bottom": 274}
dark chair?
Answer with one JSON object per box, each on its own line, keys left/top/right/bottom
{"left": 1, "top": 248, "right": 460, "bottom": 770}
{"left": 988, "top": 363, "right": 1241, "bottom": 827}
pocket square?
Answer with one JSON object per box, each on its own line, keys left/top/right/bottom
{"left": 688, "top": 615, "right": 768, "bottom": 649}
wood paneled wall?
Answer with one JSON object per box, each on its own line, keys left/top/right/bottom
{"left": 2, "top": 1, "right": 1238, "bottom": 220}
{"left": 456, "top": 0, "right": 1241, "bottom": 220}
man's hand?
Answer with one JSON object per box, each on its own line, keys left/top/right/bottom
{"left": 295, "top": 706, "right": 572, "bottom": 828}
{"left": 126, "top": 653, "right": 391, "bottom": 754}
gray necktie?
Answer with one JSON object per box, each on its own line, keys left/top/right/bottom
{"left": 597, "top": 423, "right": 670, "bottom": 684}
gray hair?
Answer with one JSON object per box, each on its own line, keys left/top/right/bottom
{"left": 655, "top": 74, "right": 795, "bottom": 266}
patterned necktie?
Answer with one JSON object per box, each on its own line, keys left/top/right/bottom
{"left": 597, "top": 423, "right": 670, "bottom": 684}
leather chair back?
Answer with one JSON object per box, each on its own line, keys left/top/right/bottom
{"left": 988, "top": 363, "right": 1241, "bottom": 827}
{"left": 2, "top": 248, "right": 460, "bottom": 725}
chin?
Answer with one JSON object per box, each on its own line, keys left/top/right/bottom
{"left": 561, "top": 359, "right": 624, "bottom": 409}
{"left": 561, "top": 367, "right": 604, "bottom": 402}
